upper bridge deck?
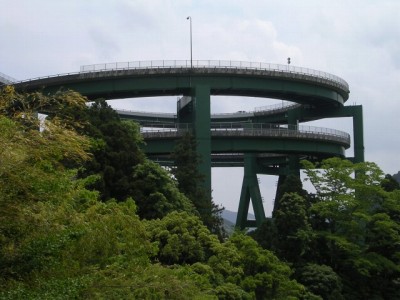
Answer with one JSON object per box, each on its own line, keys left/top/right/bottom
{"left": 10, "top": 60, "right": 349, "bottom": 106}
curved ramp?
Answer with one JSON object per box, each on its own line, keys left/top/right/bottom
{"left": 12, "top": 60, "right": 349, "bottom": 106}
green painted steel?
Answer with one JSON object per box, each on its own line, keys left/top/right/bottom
{"left": 192, "top": 85, "right": 212, "bottom": 197}
{"left": 299, "top": 105, "right": 365, "bottom": 162}
{"left": 237, "top": 154, "right": 266, "bottom": 228}
{"left": 11, "top": 61, "right": 364, "bottom": 229}
{"left": 14, "top": 67, "right": 348, "bottom": 106}
{"left": 143, "top": 134, "right": 348, "bottom": 156}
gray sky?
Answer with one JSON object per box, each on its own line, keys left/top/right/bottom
{"left": 1, "top": 0, "right": 399, "bottom": 214}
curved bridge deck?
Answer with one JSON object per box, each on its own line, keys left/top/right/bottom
{"left": 116, "top": 101, "right": 301, "bottom": 123}
{"left": 11, "top": 60, "right": 349, "bottom": 106}
{"left": 142, "top": 122, "right": 349, "bottom": 144}
{"left": 141, "top": 122, "right": 350, "bottom": 158}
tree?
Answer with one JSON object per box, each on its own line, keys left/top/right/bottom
{"left": 146, "top": 212, "right": 308, "bottom": 299}
{"left": 252, "top": 173, "right": 313, "bottom": 265}
{"left": 75, "top": 99, "right": 145, "bottom": 201}
{"left": 171, "top": 132, "right": 225, "bottom": 239}
{"left": 393, "top": 171, "right": 400, "bottom": 184}
{"left": 249, "top": 218, "right": 277, "bottom": 251}
{"left": 0, "top": 88, "right": 94, "bottom": 285}
{"left": 274, "top": 193, "right": 314, "bottom": 264}
{"left": 302, "top": 158, "right": 400, "bottom": 299}
{"left": 273, "top": 174, "right": 308, "bottom": 216}
{"left": 381, "top": 174, "right": 400, "bottom": 191}
{"left": 295, "top": 263, "right": 343, "bottom": 300}
{"left": 144, "top": 211, "right": 220, "bottom": 265}
{"left": 0, "top": 89, "right": 213, "bottom": 299}
{"left": 130, "top": 160, "right": 195, "bottom": 220}
{"left": 228, "top": 233, "right": 306, "bottom": 299}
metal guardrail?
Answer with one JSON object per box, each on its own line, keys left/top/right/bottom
{"left": 254, "top": 101, "right": 299, "bottom": 112}
{"left": 140, "top": 122, "right": 350, "bottom": 145}
{"left": 79, "top": 60, "right": 349, "bottom": 92}
{"left": 116, "top": 108, "right": 176, "bottom": 117}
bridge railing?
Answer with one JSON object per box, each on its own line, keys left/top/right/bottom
{"left": 79, "top": 60, "right": 349, "bottom": 91}
{"left": 254, "top": 101, "right": 299, "bottom": 112}
{"left": 116, "top": 100, "right": 300, "bottom": 119}
{"left": 116, "top": 108, "right": 176, "bottom": 117}
{"left": 141, "top": 123, "right": 191, "bottom": 132}
{"left": 140, "top": 122, "right": 350, "bottom": 145}
{"left": 9, "top": 60, "right": 349, "bottom": 93}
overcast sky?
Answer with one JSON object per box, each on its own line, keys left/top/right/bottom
{"left": 1, "top": 0, "right": 399, "bottom": 214}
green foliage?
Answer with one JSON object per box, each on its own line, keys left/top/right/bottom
{"left": 1, "top": 89, "right": 311, "bottom": 299}
{"left": 273, "top": 174, "right": 308, "bottom": 215}
{"left": 84, "top": 263, "right": 214, "bottom": 299}
{"left": 131, "top": 160, "right": 195, "bottom": 220}
{"left": 0, "top": 96, "right": 91, "bottom": 281}
{"left": 145, "top": 211, "right": 220, "bottom": 265}
{"left": 253, "top": 158, "right": 400, "bottom": 298}
{"left": 0, "top": 109, "right": 200, "bottom": 298}
{"left": 76, "top": 99, "right": 146, "bottom": 201}
{"left": 381, "top": 174, "right": 400, "bottom": 191}
{"left": 249, "top": 218, "right": 277, "bottom": 251}
{"left": 296, "top": 264, "right": 343, "bottom": 300}
{"left": 228, "top": 233, "right": 306, "bottom": 299}
{"left": 171, "top": 132, "right": 225, "bottom": 238}
{"left": 274, "top": 193, "right": 314, "bottom": 263}
{"left": 302, "top": 157, "right": 400, "bottom": 299}
{"left": 146, "top": 213, "right": 307, "bottom": 298}
{"left": 171, "top": 132, "right": 204, "bottom": 196}
{"left": 214, "top": 282, "right": 251, "bottom": 300}
{"left": 253, "top": 176, "right": 314, "bottom": 265}
{"left": 0, "top": 276, "right": 93, "bottom": 300}
{"left": 0, "top": 85, "right": 88, "bottom": 128}
{"left": 393, "top": 171, "right": 400, "bottom": 184}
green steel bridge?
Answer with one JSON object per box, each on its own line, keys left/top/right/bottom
{"left": 9, "top": 60, "right": 364, "bottom": 228}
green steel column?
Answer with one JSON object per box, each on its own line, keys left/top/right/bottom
{"left": 352, "top": 105, "right": 365, "bottom": 163}
{"left": 191, "top": 85, "right": 212, "bottom": 198}
{"left": 302, "top": 105, "right": 365, "bottom": 163}
{"left": 273, "top": 174, "right": 287, "bottom": 215}
{"left": 236, "top": 154, "right": 266, "bottom": 229}
{"left": 286, "top": 108, "right": 301, "bottom": 176}
{"left": 287, "top": 107, "right": 300, "bottom": 126}
{"left": 237, "top": 179, "right": 252, "bottom": 229}
{"left": 287, "top": 156, "right": 301, "bottom": 176}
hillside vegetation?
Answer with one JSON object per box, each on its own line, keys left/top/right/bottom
{"left": 0, "top": 87, "right": 399, "bottom": 299}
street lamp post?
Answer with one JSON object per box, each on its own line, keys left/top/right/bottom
{"left": 186, "top": 16, "right": 192, "bottom": 69}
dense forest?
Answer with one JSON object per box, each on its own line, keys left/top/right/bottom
{"left": 0, "top": 87, "right": 399, "bottom": 299}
